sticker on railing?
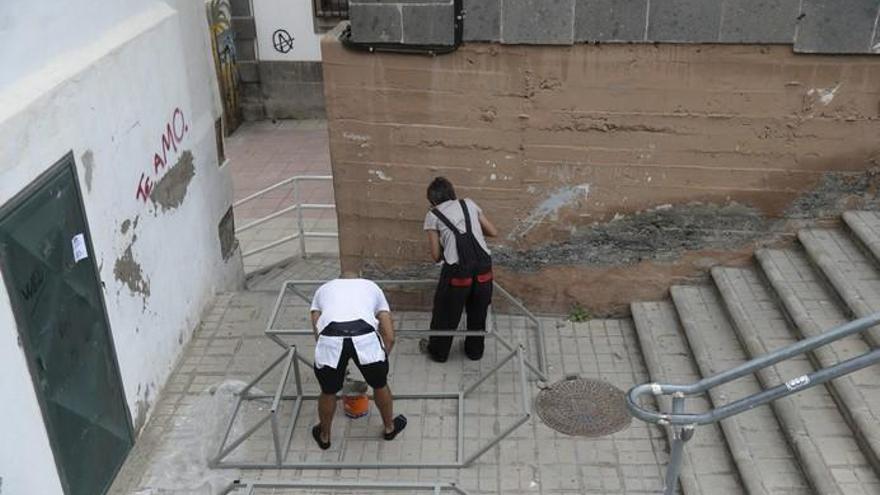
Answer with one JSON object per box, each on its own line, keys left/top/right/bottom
{"left": 785, "top": 375, "right": 810, "bottom": 391}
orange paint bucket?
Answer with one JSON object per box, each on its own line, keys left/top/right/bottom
{"left": 342, "top": 379, "right": 369, "bottom": 419}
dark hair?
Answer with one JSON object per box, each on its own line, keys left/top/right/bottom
{"left": 427, "top": 177, "right": 457, "bottom": 206}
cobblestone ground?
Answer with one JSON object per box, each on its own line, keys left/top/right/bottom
{"left": 109, "top": 266, "right": 667, "bottom": 495}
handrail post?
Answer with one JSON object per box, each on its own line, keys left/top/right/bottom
{"left": 294, "top": 179, "right": 307, "bottom": 258}
{"left": 664, "top": 393, "right": 693, "bottom": 495}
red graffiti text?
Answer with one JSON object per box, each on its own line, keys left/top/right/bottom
{"left": 136, "top": 107, "right": 189, "bottom": 202}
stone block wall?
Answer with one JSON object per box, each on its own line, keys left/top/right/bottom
{"left": 349, "top": 0, "right": 880, "bottom": 54}
{"left": 321, "top": 29, "right": 880, "bottom": 313}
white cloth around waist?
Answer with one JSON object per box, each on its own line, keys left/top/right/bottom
{"left": 314, "top": 332, "right": 386, "bottom": 369}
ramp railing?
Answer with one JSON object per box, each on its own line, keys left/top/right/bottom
{"left": 626, "top": 312, "right": 880, "bottom": 495}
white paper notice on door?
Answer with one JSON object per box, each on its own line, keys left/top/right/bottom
{"left": 72, "top": 233, "right": 88, "bottom": 263}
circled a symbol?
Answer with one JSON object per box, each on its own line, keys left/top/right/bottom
{"left": 272, "top": 29, "right": 295, "bottom": 54}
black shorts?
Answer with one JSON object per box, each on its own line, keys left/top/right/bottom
{"left": 314, "top": 337, "right": 389, "bottom": 394}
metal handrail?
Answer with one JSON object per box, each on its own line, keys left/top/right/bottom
{"left": 233, "top": 175, "right": 337, "bottom": 259}
{"left": 627, "top": 311, "right": 880, "bottom": 494}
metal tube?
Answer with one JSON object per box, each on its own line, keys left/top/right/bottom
{"left": 294, "top": 179, "right": 307, "bottom": 257}
{"left": 214, "top": 412, "right": 273, "bottom": 462}
{"left": 215, "top": 461, "right": 463, "bottom": 470}
{"left": 265, "top": 283, "right": 289, "bottom": 334}
{"left": 683, "top": 311, "right": 880, "bottom": 396}
{"left": 241, "top": 350, "right": 289, "bottom": 396}
{"left": 242, "top": 233, "right": 300, "bottom": 258}
{"left": 282, "top": 396, "right": 303, "bottom": 458}
{"left": 494, "top": 332, "right": 547, "bottom": 381}
{"left": 292, "top": 345, "right": 303, "bottom": 395}
{"left": 270, "top": 411, "right": 282, "bottom": 466}
{"left": 302, "top": 231, "right": 340, "bottom": 238}
{"left": 462, "top": 414, "right": 530, "bottom": 467}
{"left": 457, "top": 392, "right": 464, "bottom": 464}
{"left": 517, "top": 347, "right": 531, "bottom": 415}
{"left": 630, "top": 345, "right": 880, "bottom": 425}
{"left": 271, "top": 348, "right": 295, "bottom": 412}
{"left": 269, "top": 329, "right": 504, "bottom": 337}
{"left": 229, "top": 480, "right": 468, "bottom": 491}
{"left": 232, "top": 175, "right": 333, "bottom": 207}
{"left": 663, "top": 395, "right": 687, "bottom": 495}
{"left": 236, "top": 204, "right": 300, "bottom": 234}
{"left": 462, "top": 348, "right": 518, "bottom": 397}
{"left": 213, "top": 395, "right": 243, "bottom": 465}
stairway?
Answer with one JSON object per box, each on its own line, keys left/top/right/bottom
{"left": 631, "top": 210, "right": 880, "bottom": 494}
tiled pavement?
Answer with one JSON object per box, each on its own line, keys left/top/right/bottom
{"left": 227, "top": 120, "right": 338, "bottom": 274}
{"left": 109, "top": 258, "right": 668, "bottom": 494}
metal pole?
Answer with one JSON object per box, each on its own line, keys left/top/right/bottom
{"left": 462, "top": 348, "right": 518, "bottom": 397}
{"left": 457, "top": 392, "right": 464, "bottom": 464}
{"left": 294, "top": 179, "right": 307, "bottom": 257}
{"left": 462, "top": 414, "right": 530, "bottom": 467}
{"left": 664, "top": 394, "right": 688, "bottom": 495}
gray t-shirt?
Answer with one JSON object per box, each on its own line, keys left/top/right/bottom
{"left": 423, "top": 198, "right": 491, "bottom": 265}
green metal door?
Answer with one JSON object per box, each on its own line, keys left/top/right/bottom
{"left": 0, "top": 154, "right": 133, "bottom": 495}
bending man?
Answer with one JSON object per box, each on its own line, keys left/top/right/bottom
{"left": 310, "top": 272, "right": 407, "bottom": 449}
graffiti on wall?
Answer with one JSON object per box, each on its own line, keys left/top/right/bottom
{"left": 207, "top": 0, "right": 240, "bottom": 134}
{"left": 272, "top": 29, "right": 295, "bottom": 53}
{"left": 136, "top": 108, "right": 189, "bottom": 203}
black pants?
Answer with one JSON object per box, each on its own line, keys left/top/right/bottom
{"left": 428, "top": 264, "right": 493, "bottom": 362}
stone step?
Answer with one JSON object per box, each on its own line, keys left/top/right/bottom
{"left": 669, "top": 286, "right": 809, "bottom": 495}
{"left": 713, "top": 266, "right": 880, "bottom": 494}
{"left": 630, "top": 302, "right": 745, "bottom": 495}
{"left": 843, "top": 210, "right": 880, "bottom": 267}
{"left": 756, "top": 248, "right": 880, "bottom": 473}
{"left": 797, "top": 228, "right": 880, "bottom": 348}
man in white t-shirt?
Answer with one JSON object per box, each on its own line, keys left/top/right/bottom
{"left": 309, "top": 272, "right": 406, "bottom": 449}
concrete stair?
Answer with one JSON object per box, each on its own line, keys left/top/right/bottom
{"left": 630, "top": 210, "right": 880, "bottom": 494}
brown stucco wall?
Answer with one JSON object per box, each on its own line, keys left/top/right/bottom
{"left": 322, "top": 35, "right": 880, "bottom": 314}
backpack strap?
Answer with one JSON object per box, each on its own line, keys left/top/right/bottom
{"left": 430, "top": 206, "right": 460, "bottom": 234}
{"left": 459, "top": 199, "right": 473, "bottom": 234}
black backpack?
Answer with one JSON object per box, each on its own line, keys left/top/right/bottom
{"left": 430, "top": 200, "right": 492, "bottom": 278}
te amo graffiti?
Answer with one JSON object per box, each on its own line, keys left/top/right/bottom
{"left": 136, "top": 108, "right": 189, "bottom": 202}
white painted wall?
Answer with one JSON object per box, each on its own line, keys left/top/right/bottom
{"left": 0, "top": 1, "right": 243, "bottom": 493}
{"left": 253, "top": 0, "right": 323, "bottom": 61}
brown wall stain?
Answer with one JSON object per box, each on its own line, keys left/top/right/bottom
{"left": 322, "top": 38, "right": 880, "bottom": 313}
{"left": 150, "top": 150, "right": 195, "bottom": 212}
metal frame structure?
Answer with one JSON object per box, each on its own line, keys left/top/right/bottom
{"left": 221, "top": 479, "right": 469, "bottom": 494}
{"left": 211, "top": 279, "right": 547, "bottom": 469}
{"left": 233, "top": 175, "right": 337, "bottom": 259}
{"left": 627, "top": 311, "right": 880, "bottom": 495}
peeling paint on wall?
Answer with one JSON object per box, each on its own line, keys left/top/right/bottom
{"left": 133, "top": 382, "right": 154, "bottom": 433}
{"left": 808, "top": 83, "right": 841, "bottom": 106}
{"left": 114, "top": 244, "right": 151, "bottom": 298}
{"left": 80, "top": 150, "right": 95, "bottom": 192}
{"left": 368, "top": 169, "right": 392, "bottom": 181}
{"left": 150, "top": 150, "right": 195, "bottom": 212}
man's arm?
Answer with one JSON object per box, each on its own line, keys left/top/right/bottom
{"left": 427, "top": 230, "right": 442, "bottom": 262}
{"left": 478, "top": 212, "right": 498, "bottom": 238}
{"left": 311, "top": 310, "right": 321, "bottom": 341}
{"left": 377, "top": 311, "right": 394, "bottom": 354}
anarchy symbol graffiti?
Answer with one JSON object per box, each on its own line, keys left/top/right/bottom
{"left": 272, "top": 29, "right": 295, "bottom": 53}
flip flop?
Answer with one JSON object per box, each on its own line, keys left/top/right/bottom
{"left": 383, "top": 414, "right": 408, "bottom": 441}
{"left": 312, "top": 425, "right": 330, "bottom": 450}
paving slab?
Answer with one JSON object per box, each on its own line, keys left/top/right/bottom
{"left": 630, "top": 301, "right": 745, "bottom": 495}
{"left": 110, "top": 285, "right": 668, "bottom": 494}
{"left": 757, "top": 248, "right": 880, "bottom": 474}
{"left": 713, "top": 265, "right": 878, "bottom": 495}
{"left": 670, "top": 285, "right": 808, "bottom": 495}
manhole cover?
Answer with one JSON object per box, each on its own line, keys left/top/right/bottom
{"left": 535, "top": 375, "right": 632, "bottom": 437}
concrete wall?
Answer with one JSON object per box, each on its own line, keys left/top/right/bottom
{"left": 0, "top": 1, "right": 242, "bottom": 492}
{"left": 350, "top": 0, "right": 880, "bottom": 54}
{"left": 322, "top": 31, "right": 880, "bottom": 314}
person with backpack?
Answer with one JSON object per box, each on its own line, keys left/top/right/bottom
{"left": 422, "top": 177, "right": 498, "bottom": 362}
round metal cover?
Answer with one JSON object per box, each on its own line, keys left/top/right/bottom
{"left": 535, "top": 376, "right": 632, "bottom": 437}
